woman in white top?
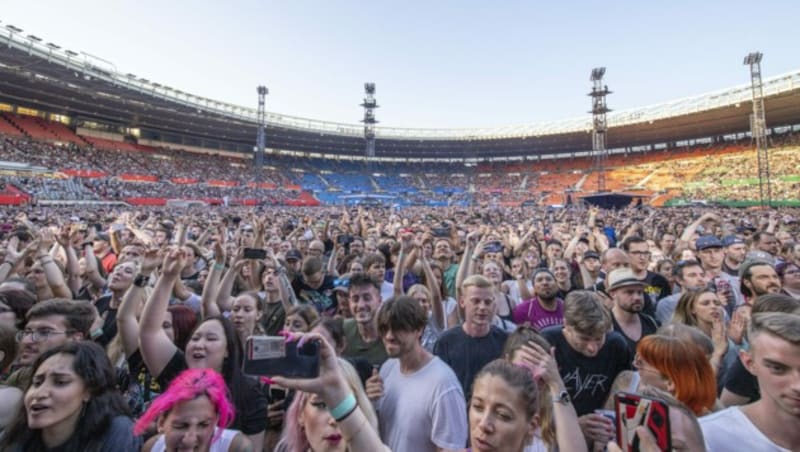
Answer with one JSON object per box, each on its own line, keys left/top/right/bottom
{"left": 137, "top": 368, "right": 251, "bottom": 452}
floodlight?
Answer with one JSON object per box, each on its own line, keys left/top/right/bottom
{"left": 591, "top": 67, "right": 606, "bottom": 81}
{"left": 257, "top": 85, "right": 268, "bottom": 95}
{"left": 743, "top": 52, "right": 763, "bottom": 65}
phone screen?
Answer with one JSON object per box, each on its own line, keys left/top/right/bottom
{"left": 614, "top": 392, "right": 671, "bottom": 452}
{"left": 244, "top": 336, "right": 320, "bottom": 379}
{"left": 243, "top": 248, "right": 267, "bottom": 260}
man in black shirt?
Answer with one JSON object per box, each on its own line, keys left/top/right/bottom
{"left": 291, "top": 256, "right": 336, "bottom": 315}
{"left": 542, "top": 290, "right": 632, "bottom": 448}
{"left": 607, "top": 268, "right": 658, "bottom": 356}
{"left": 434, "top": 274, "right": 508, "bottom": 400}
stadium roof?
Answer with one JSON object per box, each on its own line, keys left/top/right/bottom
{"left": 1, "top": 27, "right": 799, "bottom": 159}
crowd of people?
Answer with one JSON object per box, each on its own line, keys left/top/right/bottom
{"left": 0, "top": 201, "right": 798, "bottom": 451}
{"left": 4, "top": 131, "right": 800, "bottom": 207}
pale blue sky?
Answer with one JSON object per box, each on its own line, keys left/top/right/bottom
{"left": 2, "top": 1, "right": 798, "bottom": 128}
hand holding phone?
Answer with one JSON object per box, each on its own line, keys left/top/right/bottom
{"left": 243, "top": 248, "right": 267, "bottom": 260}
{"left": 244, "top": 336, "right": 320, "bottom": 378}
{"left": 614, "top": 392, "right": 671, "bottom": 452}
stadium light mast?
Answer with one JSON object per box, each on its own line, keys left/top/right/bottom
{"left": 589, "top": 67, "right": 611, "bottom": 193}
{"left": 361, "top": 83, "right": 378, "bottom": 163}
{"left": 255, "top": 85, "right": 268, "bottom": 182}
{"left": 743, "top": 52, "right": 771, "bottom": 207}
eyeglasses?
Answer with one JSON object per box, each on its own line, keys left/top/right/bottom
{"left": 16, "top": 329, "right": 69, "bottom": 343}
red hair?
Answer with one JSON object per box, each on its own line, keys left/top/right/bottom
{"left": 134, "top": 368, "right": 235, "bottom": 442}
{"left": 637, "top": 335, "right": 716, "bottom": 415}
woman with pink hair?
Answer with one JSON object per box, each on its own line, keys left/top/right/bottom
{"left": 135, "top": 368, "right": 252, "bottom": 452}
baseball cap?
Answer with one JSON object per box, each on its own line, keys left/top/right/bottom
{"left": 583, "top": 251, "right": 601, "bottom": 261}
{"left": 607, "top": 268, "right": 646, "bottom": 292}
{"left": 285, "top": 249, "right": 303, "bottom": 262}
{"left": 695, "top": 235, "right": 723, "bottom": 251}
{"left": 721, "top": 235, "right": 745, "bottom": 247}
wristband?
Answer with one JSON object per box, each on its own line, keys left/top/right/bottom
{"left": 134, "top": 274, "right": 149, "bottom": 288}
{"left": 213, "top": 262, "right": 225, "bottom": 271}
{"left": 329, "top": 393, "right": 357, "bottom": 422}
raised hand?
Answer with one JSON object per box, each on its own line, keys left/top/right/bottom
{"left": 140, "top": 248, "right": 163, "bottom": 275}
{"left": 365, "top": 367, "right": 384, "bottom": 402}
{"left": 161, "top": 247, "right": 189, "bottom": 278}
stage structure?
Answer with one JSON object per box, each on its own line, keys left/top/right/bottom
{"left": 589, "top": 67, "right": 612, "bottom": 193}
{"left": 361, "top": 83, "right": 378, "bottom": 162}
{"left": 744, "top": 52, "right": 771, "bottom": 206}
{"left": 255, "top": 85, "right": 268, "bottom": 180}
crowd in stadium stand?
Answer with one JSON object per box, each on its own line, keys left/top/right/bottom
{"left": 2, "top": 128, "right": 800, "bottom": 451}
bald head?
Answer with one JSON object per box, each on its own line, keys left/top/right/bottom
{"left": 601, "top": 248, "right": 630, "bottom": 273}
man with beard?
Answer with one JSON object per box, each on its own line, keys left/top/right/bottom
{"left": 368, "top": 296, "right": 468, "bottom": 452}
{"left": 740, "top": 259, "right": 782, "bottom": 302}
{"left": 342, "top": 273, "right": 387, "bottom": 367}
{"left": 434, "top": 275, "right": 508, "bottom": 400}
{"left": 512, "top": 269, "right": 564, "bottom": 330}
{"left": 751, "top": 231, "right": 781, "bottom": 258}
{"left": 607, "top": 268, "right": 658, "bottom": 355}
{"left": 542, "top": 291, "right": 631, "bottom": 448}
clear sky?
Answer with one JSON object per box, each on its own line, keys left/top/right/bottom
{"left": 2, "top": 1, "right": 798, "bottom": 129}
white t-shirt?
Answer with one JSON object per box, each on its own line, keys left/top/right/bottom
{"left": 380, "top": 281, "right": 395, "bottom": 302}
{"left": 700, "top": 407, "right": 791, "bottom": 452}
{"left": 376, "top": 356, "right": 468, "bottom": 452}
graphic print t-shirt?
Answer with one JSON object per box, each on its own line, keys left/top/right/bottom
{"left": 542, "top": 326, "right": 633, "bottom": 416}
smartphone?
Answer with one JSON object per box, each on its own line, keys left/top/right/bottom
{"left": 614, "top": 392, "right": 671, "bottom": 452}
{"left": 243, "top": 248, "right": 267, "bottom": 260}
{"left": 244, "top": 336, "right": 320, "bottom": 379}
{"left": 432, "top": 227, "right": 450, "bottom": 237}
{"left": 485, "top": 241, "right": 503, "bottom": 253}
{"left": 270, "top": 387, "right": 287, "bottom": 402}
{"left": 337, "top": 234, "right": 353, "bottom": 245}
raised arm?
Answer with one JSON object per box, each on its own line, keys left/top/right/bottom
{"left": 118, "top": 249, "right": 160, "bottom": 356}
{"left": 215, "top": 249, "right": 246, "bottom": 313}
{"left": 56, "top": 227, "right": 81, "bottom": 296}
{"left": 36, "top": 229, "right": 71, "bottom": 299}
{"left": 420, "top": 248, "right": 445, "bottom": 331}
{"left": 139, "top": 247, "right": 187, "bottom": 379}
{"left": 201, "top": 242, "right": 227, "bottom": 320}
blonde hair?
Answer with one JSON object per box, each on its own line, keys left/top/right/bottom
{"left": 461, "top": 274, "right": 493, "bottom": 292}
{"left": 749, "top": 312, "right": 800, "bottom": 344}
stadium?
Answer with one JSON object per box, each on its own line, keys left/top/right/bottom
{"left": 0, "top": 23, "right": 799, "bottom": 209}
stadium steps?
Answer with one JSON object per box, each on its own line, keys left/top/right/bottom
{"left": 37, "top": 119, "right": 90, "bottom": 146}
{"left": 636, "top": 168, "right": 659, "bottom": 188}
{"left": 0, "top": 115, "right": 26, "bottom": 137}
{"left": 317, "top": 174, "right": 330, "bottom": 188}
{"left": 369, "top": 176, "right": 380, "bottom": 191}
{"left": 520, "top": 174, "right": 528, "bottom": 190}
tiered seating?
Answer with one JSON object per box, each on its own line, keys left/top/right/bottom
{"left": 0, "top": 115, "right": 24, "bottom": 137}
{"left": 82, "top": 136, "right": 143, "bottom": 152}
{"left": 3, "top": 114, "right": 59, "bottom": 141}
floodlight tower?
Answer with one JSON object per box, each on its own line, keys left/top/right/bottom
{"left": 589, "top": 67, "right": 612, "bottom": 193}
{"left": 255, "top": 85, "right": 268, "bottom": 181}
{"left": 361, "top": 83, "right": 378, "bottom": 162}
{"left": 743, "top": 52, "right": 771, "bottom": 207}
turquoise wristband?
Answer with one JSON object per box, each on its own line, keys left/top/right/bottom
{"left": 213, "top": 262, "right": 225, "bottom": 271}
{"left": 329, "top": 393, "right": 357, "bottom": 421}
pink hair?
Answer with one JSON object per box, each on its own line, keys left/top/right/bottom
{"left": 134, "top": 368, "right": 235, "bottom": 442}
{"left": 280, "top": 391, "right": 311, "bottom": 452}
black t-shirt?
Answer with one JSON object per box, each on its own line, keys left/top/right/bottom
{"left": 723, "top": 355, "right": 759, "bottom": 402}
{"left": 94, "top": 294, "right": 118, "bottom": 348}
{"left": 292, "top": 275, "right": 337, "bottom": 315}
{"left": 157, "top": 351, "right": 267, "bottom": 435}
{"left": 433, "top": 326, "right": 508, "bottom": 400}
{"left": 260, "top": 301, "right": 286, "bottom": 336}
{"left": 642, "top": 271, "right": 671, "bottom": 317}
{"left": 542, "top": 326, "right": 633, "bottom": 416}
{"left": 611, "top": 313, "right": 659, "bottom": 358}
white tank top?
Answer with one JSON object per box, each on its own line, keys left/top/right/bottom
{"left": 151, "top": 428, "right": 239, "bottom": 452}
